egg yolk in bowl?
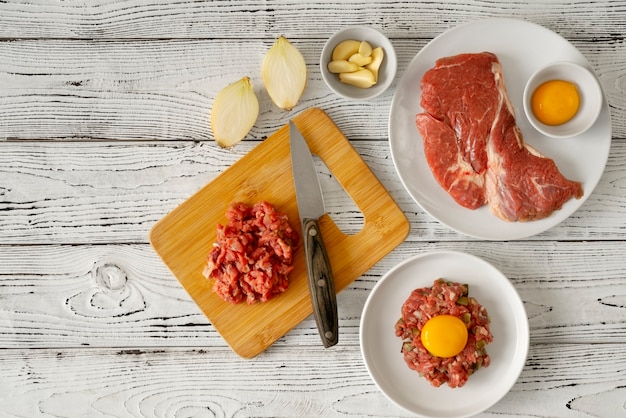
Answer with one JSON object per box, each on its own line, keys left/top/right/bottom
{"left": 420, "top": 314, "right": 469, "bottom": 358}
{"left": 531, "top": 80, "right": 580, "bottom": 126}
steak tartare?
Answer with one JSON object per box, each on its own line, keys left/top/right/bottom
{"left": 395, "top": 279, "right": 493, "bottom": 388}
{"left": 202, "top": 201, "right": 299, "bottom": 304}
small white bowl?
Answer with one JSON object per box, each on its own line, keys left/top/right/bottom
{"left": 523, "top": 61, "right": 602, "bottom": 139}
{"left": 321, "top": 26, "right": 397, "bottom": 101}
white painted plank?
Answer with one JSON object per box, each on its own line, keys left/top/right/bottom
{"left": 0, "top": 139, "right": 624, "bottom": 244}
{"left": 0, "top": 1, "right": 624, "bottom": 416}
{"left": 1, "top": 241, "right": 625, "bottom": 350}
{"left": 0, "top": 0, "right": 624, "bottom": 40}
{"left": 1, "top": 344, "right": 625, "bottom": 417}
{"left": 0, "top": 38, "right": 623, "bottom": 140}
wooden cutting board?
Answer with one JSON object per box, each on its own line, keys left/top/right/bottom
{"left": 149, "top": 108, "right": 409, "bottom": 358}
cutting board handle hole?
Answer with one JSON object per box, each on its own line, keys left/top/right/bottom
{"left": 312, "top": 154, "right": 364, "bottom": 236}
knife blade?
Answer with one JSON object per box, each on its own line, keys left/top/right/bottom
{"left": 289, "top": 120, "right": 338, "bottom": 348}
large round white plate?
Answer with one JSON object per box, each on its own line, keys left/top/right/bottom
{"left": 360, "top": 251, "right": 529, "bottom": 418}
{"left": 389, "top": 18, "right": 612, "bottom": 240}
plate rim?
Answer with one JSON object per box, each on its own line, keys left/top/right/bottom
{"left": 388, "top": 17, "right": 612, "bottom": 240}
{"left": 359, "top": 250, "right": 530, "bottom": 417}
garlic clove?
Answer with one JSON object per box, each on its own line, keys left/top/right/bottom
{"left": 357, "top": 41, "right": 373, "bottom": 58}
{"left": 339, "top": 69, "right": 376, "bottom": 88}
{"left": 365, "top": 47, "right": 385, "bottom": 82}
{"left": 262, "top": 35, "right": 307, "bottom": 111}
{"left": 331, "top": 39, "right": 361, "bottom": 61}
{"left": 210, "top": 76, "right": 259, "bottom": 148}
{"left": 328, "top": 60, "right": 359, "bottom": 74}
{"left": 348, "top": 52, "right": 373, "bottom": 67}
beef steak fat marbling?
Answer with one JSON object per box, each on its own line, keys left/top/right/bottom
{"left": 416, "top": 52, "right": 583, "bottom": 222}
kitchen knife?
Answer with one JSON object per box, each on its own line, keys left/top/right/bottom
{"left": 289, "top": 120, "right": 339, "bottom": 348}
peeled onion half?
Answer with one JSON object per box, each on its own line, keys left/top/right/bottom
{"left": 262, "top": 36, "right": 307, "bottom": 110}
{"left": 210, "top": 76, "right": 259, "bottom": 148}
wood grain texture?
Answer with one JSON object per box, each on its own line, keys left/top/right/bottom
{"left": 0, "top": 38, "right": 624, "bottom": 140}
{"left": 0, "top": 0, "right": 624, "bottom": 40}
{"left": 0, "top": 139, "right": 624, "bottom": 244}
{"left": 1, "top": 241, "right": 626, "bottom": 350}
{"left": 149, "top": 109, "right": 408, "bottom": 358}
{"left": 301, "top": 218, "right": 339, "bottom": 348}
{"left": 1, "top": 0, "right": 626, "bottom": 415}
{"left": 1, "top": 344, "right": 626, "bottom": 417}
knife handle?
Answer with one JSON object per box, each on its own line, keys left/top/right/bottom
{"left": 302, "top": 218, "right": 339, "bottom": 348}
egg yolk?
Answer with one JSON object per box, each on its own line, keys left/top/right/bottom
{"left": 420, "top": 315, "right": 468, "bottom": 358}
{"left": 531, "top": 80, "right": 580, "bottom": 126}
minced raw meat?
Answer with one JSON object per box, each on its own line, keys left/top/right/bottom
{"left": 202, "top": 201, "right": 299, "bottom": 304}
{"left": 395, "top": 279, "right": 493, "bottom": 388}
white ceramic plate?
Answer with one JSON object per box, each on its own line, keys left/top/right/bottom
{"left": 389, "top": 18, "right": 611, "bottom": 240}
{"left": 360, "top": 251, "right": 529, "bottom": 418}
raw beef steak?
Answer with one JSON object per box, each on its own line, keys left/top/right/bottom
{"left": 416, "top": 52, "right": 583, "bottom": 222}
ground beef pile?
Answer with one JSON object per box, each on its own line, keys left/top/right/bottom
{"left": 202, "top": 201, "right": 299, "bottom": 304}
{"left": 395, "top": 279, "right": 493, "bottom": 388}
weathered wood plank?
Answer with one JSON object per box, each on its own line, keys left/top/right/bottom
{"left": 0, "top": 139, "right": 624, "bottom": 244}
{"left": 0, "top": 0, "right": 624, "bottom": 40}
{"left": 0, "top": 2, "right": 624, "bottom": 416}
{"left": 0, "top": 38, "right": 623, "bottom": 140}
{"left": 1, "top": 241, "right": 625, "bottom": 350}
{"left": 1, "top": 344, "right": 625, "bottom": 417}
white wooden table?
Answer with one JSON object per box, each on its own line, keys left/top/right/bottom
{"left": 1, "top": 1, "right": 625, "bottom": 416}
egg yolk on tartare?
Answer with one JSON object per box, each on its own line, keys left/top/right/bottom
{"left": 531, "top": 79, "right": 580, "bottom": 126}
{"left": 421, "top": 314, "right": 469, "bottom": 358}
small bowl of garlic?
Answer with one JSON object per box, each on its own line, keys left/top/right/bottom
{"left": 321, "top": 26, "right": 397, "bottom": 101}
